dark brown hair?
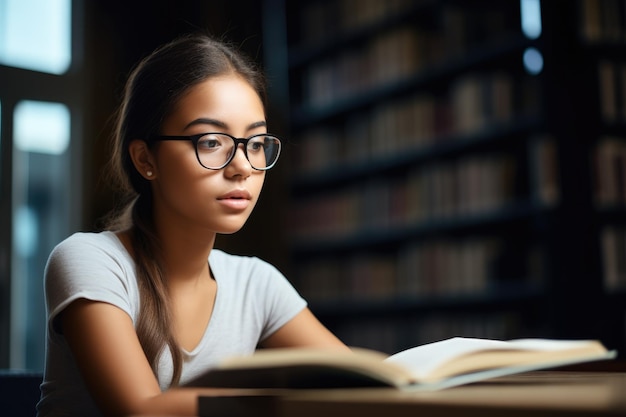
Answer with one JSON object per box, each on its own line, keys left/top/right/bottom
{"left": 107, "top": 34, "right": 266, "bottom": 386}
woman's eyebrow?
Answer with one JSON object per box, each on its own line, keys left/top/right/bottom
{"left": 247, "top": 120, "right": 267, "bottom": 130}
{"left": 184, "top": 118, "right": 226, "bottom": 130}
{"left": 184, "top": 118, "right": 267, "bottom": 131}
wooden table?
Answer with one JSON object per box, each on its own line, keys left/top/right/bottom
{"left": 153, "top": 370, "right": 626, "bottom": 417}
{"left": 277, "top": 371, "right": 626, "bottom": 417}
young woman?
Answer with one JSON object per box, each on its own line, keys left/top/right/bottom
{"left": 37, "top": 34, "right": 349, "bottom": 417}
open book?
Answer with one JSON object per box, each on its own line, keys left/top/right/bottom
{"left": 185, "top": 337, "right": 617, "bottom": 391}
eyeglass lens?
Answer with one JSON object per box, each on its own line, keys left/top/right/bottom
{"left": 196, "top": 134, "right": 280, "bottom": 170}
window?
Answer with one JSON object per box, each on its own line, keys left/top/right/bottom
{"left": 0, "top": 0, "right": 72, "bottom": 74}
{"left": 14, "top": 101, "right": 71, "bottom": 155}
{"left": 11, "top": 100, "right": 73, "bottom": 369}
{"left": 0, "top": 0, "right": 83, "bottom": 371}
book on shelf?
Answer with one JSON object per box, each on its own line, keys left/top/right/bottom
{"left": 601, "top": 226, "right": 626, "bottom": 291}
{"left": 594, "top": 137, "right": 626, "bottom": 207}
{"left": 185, "top": 337, "right": 616, "bottom": 392}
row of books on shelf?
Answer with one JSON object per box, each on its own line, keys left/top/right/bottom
{"left": 294, "top": 237, "right": 530, "bottom": 302}
{"left": 327, "top": 312, "right": 522, "bottom": 354}
{"left": 297, "top": 0, "right": 515, "bottom": 59}
{"left": 298, "top": 0, "right": 415, "bottom": 46}
{"left": 302, "top": 24, "right": 533, "bottom": 111}
{"left": 290, "top": 154, "right": 517, "bottom": 242}
{"left": 580, "top": 0, "right": 626, "bottom": 44}
{"left": 295, "top": 72, "right": 538, "bottom": 177}
{"left": 598, "top": 60, "right": 626, "bottom": 124}
{"left": 594, "top": 136, "right": 626, "bottom": 207}
{"left": 601, "top": 225, "right": 626, "bottom": 291}
{"left": 304, "top": 25, "right": 440, "bottom": 108}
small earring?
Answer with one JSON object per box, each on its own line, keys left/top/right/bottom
{"left": 146, "top": 170, "right": 153, "bottom": 177}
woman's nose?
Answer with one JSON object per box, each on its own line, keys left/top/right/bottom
{"left": 225, "top": 144, "right": 252, "bottom": 177}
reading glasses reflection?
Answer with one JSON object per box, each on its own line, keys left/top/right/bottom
{"left": 152, "top": 132, "right": 282, "bottom": 171}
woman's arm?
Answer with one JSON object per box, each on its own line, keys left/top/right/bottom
{"left": 61, "top": 298, "right": 235, "bottom": 416}
{"left": 62, "top": 301, "right": 348, "bottom": 416}
{"left": 260, "top": 307, "right": 351, "bottom": 351}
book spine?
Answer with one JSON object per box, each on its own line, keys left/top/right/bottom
{"left": 601, "top": 225, "right": 626, "bottom": 292}
{"left": 528, "top": 135, "right": 560, "bottom": 206}
{"left": 593, "top": 137, "right": 626, "bottom": 208}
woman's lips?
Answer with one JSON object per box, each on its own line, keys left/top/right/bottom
{"left": 217, "top": 190, "right": 252, "bottom": 210}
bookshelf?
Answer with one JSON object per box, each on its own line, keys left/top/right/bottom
{"left": 263, "top": 0, "right": 626, "bottom": 356}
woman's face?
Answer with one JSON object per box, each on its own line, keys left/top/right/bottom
{"left": 149, "top": 74, "right": 268, "bottom": 236}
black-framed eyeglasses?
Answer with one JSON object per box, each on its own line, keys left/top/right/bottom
{"left": 151, "top": 132, "right": 281, "bottom": 171}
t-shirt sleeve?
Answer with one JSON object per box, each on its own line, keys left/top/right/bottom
{"left": 248, "top": 257, "right": 308, "bottom": 341}
{"left": 44, "top": 233, "right": 137, "bottom": 337}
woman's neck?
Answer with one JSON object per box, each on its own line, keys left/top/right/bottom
{"left": 155, "top": 222, "right": 216, "bottom": 286}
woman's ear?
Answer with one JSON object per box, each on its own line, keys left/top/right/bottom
{"left": 128, "top": 139, "right": 156, "bottom": 180}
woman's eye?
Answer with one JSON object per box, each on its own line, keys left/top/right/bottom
{"left": 248, "top": 139, "right": 265, "bottom": 152}
{"left": 198, "top": 136, "right": 223, "bottom": 151}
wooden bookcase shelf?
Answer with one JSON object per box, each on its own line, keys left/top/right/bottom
{"left": 291, "top": 201, "right": 548, "bottom": 255}
{"left": 263, "top": 0, "right": 626, "bottom": 355}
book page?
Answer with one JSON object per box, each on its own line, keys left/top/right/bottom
{"left": 385, "top": 337, "right": 606, "bottom": 383}
{"left": 386, "top": 337, "right": 512, "bottom": 380}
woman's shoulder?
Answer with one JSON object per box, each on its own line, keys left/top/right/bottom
{"left": 44, "top": 231, "right": 139, "bottom": 324}
{"left": 53, "top": 230, "right": 122, "bottom": 248}
{"left": 49, "top": 230, "right": 129, "bottom": 262}
{"left": 45, "top": 231, "right": 137, "bottom": 299}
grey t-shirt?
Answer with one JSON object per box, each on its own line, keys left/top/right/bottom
{"left": 37, "top": 231, "right": 306, "bottom": 417}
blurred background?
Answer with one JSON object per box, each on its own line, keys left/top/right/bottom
{"left": 1, "top": 0, "right": 625, "bottom": 372}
